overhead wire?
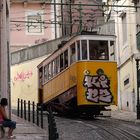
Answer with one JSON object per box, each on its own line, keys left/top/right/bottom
{"left": 10, "top": 2, "right": 139, "bottom": 32}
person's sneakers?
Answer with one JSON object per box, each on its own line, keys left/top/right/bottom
{"left": 7, "top": 135, "right": 16, "bottom": 139}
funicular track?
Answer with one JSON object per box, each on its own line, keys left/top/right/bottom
{"left": 78, "top": 118, "right": 140, "bottom": 140}
{"left": 54, "top": 115, "right": 140, "bottom": 140}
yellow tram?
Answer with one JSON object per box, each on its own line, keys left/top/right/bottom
{"left": 37, "top": 32, "right": 117, "bottom": 116}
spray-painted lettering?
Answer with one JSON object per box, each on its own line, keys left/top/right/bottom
{"left": 14, "top": 71, "right": 33, "bottom": 81}
{"left": 83, "top": 69, "right": 113, "bottom": 103}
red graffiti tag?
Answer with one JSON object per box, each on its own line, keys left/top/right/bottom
{"left": 14, "top": 71, "right": 33, "bottom": 81}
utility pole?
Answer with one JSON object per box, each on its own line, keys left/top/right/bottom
{"left": 61, "top": 0, "right": 64, "bottom": 36}
{"left": 54, "top": 0, "right": 57, "bottom": 39}
{"left": 69, "top": 0, "right": 72, "bottom": 35}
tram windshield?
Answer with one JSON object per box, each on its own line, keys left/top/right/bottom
{"left": 89, "top": 40, "right": 109, "bottom": 60}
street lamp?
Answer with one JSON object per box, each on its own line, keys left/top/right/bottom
{"left": 134, "top": 53, "right": 140, "bottom": 119}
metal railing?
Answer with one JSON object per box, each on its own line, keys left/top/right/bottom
{"left": 17, "top": 98, "right": 59, "bottom": 140}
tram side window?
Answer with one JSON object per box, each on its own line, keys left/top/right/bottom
{"left": 52, "top": 60, "right": 55, "bottom": 77}
{"left": 53, "top": 59, "right": 57, "bottom": 75}
{"left": 70, "top": 43, "right": 76, "bottom": 64}
{"left": 48, "top": 63, "right": 52, "bottom": 79}
{"left": 39, "top": 67, "right": 43, "bottom": 87}
{"left": 81, "top": 40, "right": 87, "bottom": 60}
{"left": 110, "top": 41, "right": 115, "bottom": 61}
{"left": 60, "top": 53, "right": 64, "bottom": 71}
{"left": 64, "top": 50, "right": 68, "bottom": 68}
{"left": 89, "top": 40, "right": 108, "bottom": 60}
{"left": 56, "top": 56, "right": 60, "bottom": 73}
{"left": 77, "top": 40, "right": 81, "bottom": 60}
{"left": 44, "top": 65, "right": 48, "bottom": 82}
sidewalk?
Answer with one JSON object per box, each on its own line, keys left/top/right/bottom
{"left": 100, "top": 105, "right": 140, "bottom": 124}
{"left": 111, "top": 110, "right": 137, "bottom": 122}
{"left": 110, "top": 106, "right": 140, "bottom": 124}
{"left": 2, "top": 114, "right": 48, "bottom": 140}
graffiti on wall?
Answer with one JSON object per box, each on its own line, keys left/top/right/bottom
{"left": 14, "top": 71, "right": 33, "bottom": 81}
{"left": 83, "top": 69, "right": 113, "bottom": 103}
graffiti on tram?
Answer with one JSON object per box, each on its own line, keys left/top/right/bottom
{"left": 83, "top": 69, "right": 113, "bottom": 103}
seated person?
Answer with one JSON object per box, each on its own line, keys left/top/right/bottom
{"left": 0, "top": 98, "right": 16, "bottom": 139}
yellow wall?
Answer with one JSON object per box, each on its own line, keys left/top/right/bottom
{"left": 11, "top": 56, "right": 47, "bottom": 109}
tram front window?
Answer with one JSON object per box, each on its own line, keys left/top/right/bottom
{"left": 89, "top": 40, "right": 108, "bottom": 60}
{"left": 81, "top": 40, "right": 87, "bottom": 60}
{"left": 77, "top": 40, "right": 80, "bottom": 60}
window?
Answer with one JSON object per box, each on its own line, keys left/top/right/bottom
{"left": 123, "top": 74, "right": 130, "bottom": 89}
{"left": 89, "top": 40, "right": 108, "bottom": 60}
{"left": 52, "top": 60, "right": 55, "bottom": 77}
{"left": 77, "top": 40, "right": 81, "bottom": 60}
{"left": 64, "top": 50, "right": 68, "bottom": 68}
{"left": 39, "top": 67, "right": 43, "bottom": 87}
{"left": 60, "top": 53, "right": 64, "bottom": 71}
{"left": 98, "top": 41, "right": 108, "bottom": 60}
{"left": 81, "top": 40, "right": 87, "bottom": 60}
{"left": 48, "top": 63, "right": 52, "bottom": 79}
{"left": 53, "top": 59, "right": 57, "bottom": 75}
{"left": 44, "top": 65, "right": 48, "bottom": 82}
{"left": 26, "top": 11, "right": 44, "bottom": 34}
{"left": 56, "top": 57, "right": 60, "bottom": 73}
{"left": 124, "top": 78, "right": 129, "bottom": 86}
{"left": 110, "top": 41, "right": 115, "bottom": 61}
{"left": 70, "top": 43, "right": 76, "bottom": 64}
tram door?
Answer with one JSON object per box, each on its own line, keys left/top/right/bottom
{"left": 38, "top": 67, "right": 43, "bottom": 104}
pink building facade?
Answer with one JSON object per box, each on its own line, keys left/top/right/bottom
{"left": 61, "top": 0, "right": 104, "bottom": 36}
{"left": 10, "top": 1, "right": 54, "bottom": 52}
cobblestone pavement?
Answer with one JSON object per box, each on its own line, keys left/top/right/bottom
{"left": 3, "top": 106, "right": 139, "bottom": 140}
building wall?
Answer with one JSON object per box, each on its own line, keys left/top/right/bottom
{"left": 119, "top": 61, "right": 136, "bottom": 111}
{"left": 10, "top": 2, "right": 54, "bottom": 51}
{"left": 11, "top": 55, "right": 48, "bottom": 108}
{"left": 61, "top": 0, "right": 104, "bottom": 36}
{"left": 113, "top": 0, "right": 137, "bottom": 111}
